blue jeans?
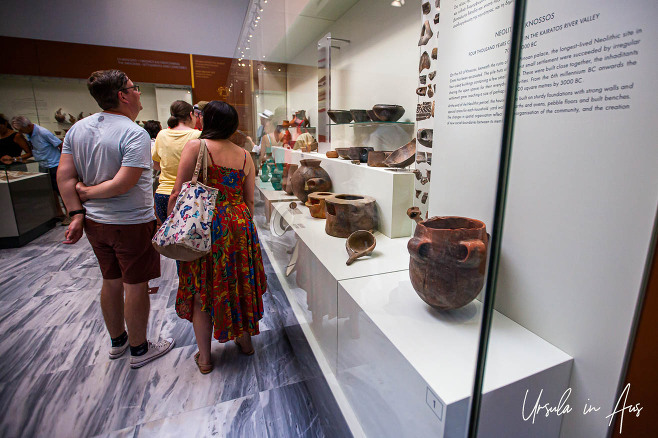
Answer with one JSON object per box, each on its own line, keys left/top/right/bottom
{"left": 154, "top": 193, "right": 170, "bottom": 223}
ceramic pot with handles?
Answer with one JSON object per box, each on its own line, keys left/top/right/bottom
{"left": 407, "top": 207, "right": 489, "bottom": 310}
{"left": 290, "top": 159, "right": 332, "bottom": 203}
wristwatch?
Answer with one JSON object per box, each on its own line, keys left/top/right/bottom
{"left": 69, "top": 209, "right": 86, "bottom": 217}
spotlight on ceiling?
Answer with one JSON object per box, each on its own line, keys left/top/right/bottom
{"left": 391, "top": 0, "right": 405, "bottom": 6}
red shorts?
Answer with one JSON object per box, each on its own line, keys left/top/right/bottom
{"left": 85, "top": 219, "right": 160, "bottom": 284}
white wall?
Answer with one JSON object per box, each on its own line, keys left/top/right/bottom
{"left": 1, "top": 0, "right": 249, "bottom": 57}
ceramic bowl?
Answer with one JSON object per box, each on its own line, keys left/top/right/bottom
{"left": 366, "top": 110, "right": 378, "bottom": 121}
{"left": 345, "top": 230, "right": 377, "bottom": 265}
{"left": 350, "top": 109, "right": 370, "bottom": 123}
{"left": 335, "top": 148, "right": 351, "bottom": 159}
{"left": 384, "top": 139, "right": 416, "bottom": 168}
{"left": 327, "top": 110, "right": 353, "bottom": 124}
{"left": 372, "top": 104, "right": 405, "bottom": 122}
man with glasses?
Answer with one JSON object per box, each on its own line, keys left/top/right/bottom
{"left": 57, "top": 69, "right": 174, "bottom": 369}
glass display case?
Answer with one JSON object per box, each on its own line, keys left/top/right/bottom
{"left": 0, "top": 159, "right": 58, "bottom": 247}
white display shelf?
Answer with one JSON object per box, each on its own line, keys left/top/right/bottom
{"left": 270, "top": 147, "right": 415, "bottom": 238}
{"left": 271, "top": 201, "right": 410, "bottom": 281}
{"left": 337, "top": 270, "right": 573, "bottom": 437}
{"left": 255, "top": 180, "right": 298, "bottom": 202}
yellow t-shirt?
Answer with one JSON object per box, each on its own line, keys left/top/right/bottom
{"left": 152, "top": 128, "right": 201, "bottom": 195}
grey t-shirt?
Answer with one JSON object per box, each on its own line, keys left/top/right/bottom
{"left": 62, "top": 112, "right": 155, "bottom": 224}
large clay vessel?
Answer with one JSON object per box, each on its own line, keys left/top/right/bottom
{"left": 305, "top": 192, "right": 333, "bottom": 219}
{"left": 407, "top": 207, "right": 489, "bottom": 310}
{"left": 290, "top": 159, "right": 332, "bottom": 203}
{"left": 325, "top": 194, "right": 378, "bottom": 238}
{"left": 284, "top": 164, "right": 298, "bottom": 195}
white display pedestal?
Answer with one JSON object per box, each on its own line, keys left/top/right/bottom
{"left": 255, "top": 180, "right": 297, "bottom": 224}
{"left": 271, "top": 147, "right": 415, "bottom": 238}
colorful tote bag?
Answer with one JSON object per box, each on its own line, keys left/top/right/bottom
{"left": 152, "top": 139, "right": 218, "bottom": 261}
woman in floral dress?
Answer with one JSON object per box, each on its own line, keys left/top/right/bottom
{"left": 168, "top": 101, "right": 267, "bottom": 373}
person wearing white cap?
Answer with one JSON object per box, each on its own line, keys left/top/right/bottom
{"left": 256, "top": 109, "right": 273, "bottom": 144}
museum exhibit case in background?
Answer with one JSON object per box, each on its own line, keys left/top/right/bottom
{"left": 0, "top": 160, "right": 58, "bottom": 248}
{"left": 239, "top": 0, "right": 658, "bottom": 436}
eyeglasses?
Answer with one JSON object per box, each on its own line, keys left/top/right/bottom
{"left": 120, "top": 85, "right": 140, "bottom": 93}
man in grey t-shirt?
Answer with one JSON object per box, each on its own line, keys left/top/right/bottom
{"left": 57, "top": 69, "right": 174, "bottom": 369}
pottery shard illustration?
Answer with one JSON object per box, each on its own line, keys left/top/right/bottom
{"left": 290, "top": 159, "right": 332, "bottom": 203}
{"left": 419, "top": 75, "right": 427, "bottom": 85}
{"left": 428, "top": 85, "right": 434, "bottom": 98}
{"left": 428, "top": 71, "right": 436, "bottom": 81}
{"left": 418, "top": 21, "right": 433, "bottom": 46}
{"left": 407, "top": 207, "right": 489, "bottom": 310}
{"left": 422, "top": 2, "right": 431, "bottom": 14}
{"left": 54, "top": 108, "right": 66, "bottom": 123}
{"left": 416, "top": 86, "right": 427, "bottom": 96}
{"left": 416, "top": 102, "right": 432, "bottom": 121}
{"left": 419, "top": 51, "right": 430, "bottom": 73}
{"left": 306, "top": 192, "right": 333, "bottom": 219}
{"left": 436, "top": 0, "right": 441, "bottom": 8}
{"left": 346, "top": 230, "right": 376, "bottom": 265}
{"left": 417, "top": 129, "right": 433, "bottom": 148}
{"left": 434, "top": 13, "right": 440, "bottom": 24}
{"left": 325, "top": 194, "right": 378, "bottom": 238}
{"left": 432, "top": 48, "right": 438, "bottom": 60}
{"left": 384, "top": 139, "right": 417, "bottom": 168}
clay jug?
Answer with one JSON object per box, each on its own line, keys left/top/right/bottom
{"left": 290, "top": 159, "right": 332, "bottom": 203}
{"left": 284, "top": 164, "right": 298, "bottom": 195}
{"left": 407, "top": 207, "right": 489, "bottom": 310}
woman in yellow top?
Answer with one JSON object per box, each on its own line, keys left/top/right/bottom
{"left": 152, "top": 100, "right": 200, "bottom": 222}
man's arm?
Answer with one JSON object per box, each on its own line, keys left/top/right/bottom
{"left": 56, "top": 154, "right": 84, "bottom": 244}
{"left": 76, "top": 166, "right": 144, "bottom": 202}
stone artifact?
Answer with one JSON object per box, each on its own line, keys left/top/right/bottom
{"left": 384, "top": 139, "right": 417, "bottom": 168}
{"left": 306, "top": 192, "right": 333, "bottom": 219}
{"left": 325, "top": 194, "right": 378, "bottom": 238}
{"left": 350, "top": 109, "right": 370, "bottom": 123}
{"left": 54, "top": 108, "right": 66, "bottom": 123}
{"left": 419, "top": 51, "right": 431, "bottom": 73}
{"left": 345, "top": 230, "right": 377, "bottom": 266}
{"left": 428, "top": 71, "right": 436, "bottom": 81}
{"left": 366, "top": 109, "right": 378, "bottom": 121}
{"left": 335, "top": 148, "right": 351, "bottom": 159}
{"left": 416, "top": 86, "right": 427, "bottom": 96}
{"left": 407, "top": 207, "right": 489, "bottom": 310}
{"left": 432, "top": 48, "right": 438, "bottom": 59}
{"left": 419, "top": 75, "right": 427, "bottom": 85}
{"left": 422, "top": 2, "right": 431, "bottom": 14}
{"left": 416, "top": 102, "right": 432, "bottom": 121}
{"left": 417, "top": 129, "right": 433, "bottom": 148}
{"left": 372, "top": 104, "right": 405, "bottom": 122}
{"left": 327, "top": 110, "right": 352, "bottom": 124}
{"left": 367, "top": 151, "right": 391, "bottom": 167}
{"left": 326, "top": 150, "right": 339, "bottom": 158}
{"left": 290, "top": 159, "right": 332, "bottom": 203}
{"left": 418, "top": 21, "right": 433, "bottom": 46}
{"left": 284, "top": 164, "right": 298, "bottom": 195}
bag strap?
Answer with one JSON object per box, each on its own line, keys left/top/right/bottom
{"left": 191, "top": 139, "right": 208, "bottom": 184}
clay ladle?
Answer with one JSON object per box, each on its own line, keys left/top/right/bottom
{"left": 345, "top": 230, "right": 377, "bottom": 265}
{"left": 407, "top": 206, "right": 423, "bottom": 224}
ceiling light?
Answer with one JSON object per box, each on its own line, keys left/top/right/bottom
{"left": 391, "top": 0, "right": 405, "bottom": 6}
{"left": 249, "top": 34, "right": 253, "bottom": 37}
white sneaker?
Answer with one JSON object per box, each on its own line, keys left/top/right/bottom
{"left": 109, "top": 342, "right": 129, "bottom": 359}
{"left": 130, "top": 338, "right": 175, "bottom": 369}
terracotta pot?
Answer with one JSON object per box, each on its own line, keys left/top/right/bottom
{"left": 305, "top": 192, "right": 333, "bottom": 219}
{"left": 290, "top": 159, "right": 332, "bottom": 203}
{"left": 345, "top": 230, "right": 376, "bottom": 265}
{"left": 325, "top": 194, "right": 378, "bottom": 238}
{"left": 367, "top": 151, "right": 391, "bottom": 167}
{"left": 284, "top": 164, "right": 298, "bottom": 195}
{"left": 407, "top": 207, "right": 489, "bottom": 310}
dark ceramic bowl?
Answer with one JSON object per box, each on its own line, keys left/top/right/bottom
{"left": 350, "top": 109, "right": 370, "bottom": 123}
{"left": 372, "top": 104, "right": 405, "bottom": 122}
{"left": 366, "top": 110, "right": 378, "bottom": 121}
{"left": 327, "top": 110, "right": 353, "bottom": 124}
{"left": 348, "top": 147, "right": 374, "bottom": 163}
{"left": 335, "top": 148, "right": 351, "bottom": 159}
{"left": 384, "top": 139, "right": 417, "bottom": 168}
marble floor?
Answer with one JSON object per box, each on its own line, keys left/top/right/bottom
{"left": 0, "top": 223, "right": 350, "bottom": 437}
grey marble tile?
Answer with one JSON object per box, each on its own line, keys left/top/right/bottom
{"left": 266, "top": 273, "right": 299, "bottom": 328}
{"left": 302, "top": 376, "right": 352, "bottom": 438}
{"left": 0, "top": 358, "right": 151, "bottom": 438}
{"left": 252, "top": 328, "right": 309, "bottom": 393}
{"left": 260, "top": 380, "right": 326, "bottom": 438}
{"left": 135, "top": 393, "right": 267, "bottom": 438}
{"left": 283, "top": 324, "right": 324, "bottom": 381}
{"left": 139, "top": 343, "right": 259, "bottom": 424}
{"left": 158, "top": 306, "right": 197, "bottom": 349}
{"left": 92, "top": 426, "right": 136, "bottom": 438}
{"left": 257, "top": 292, "right": 282, "bottom": 332}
